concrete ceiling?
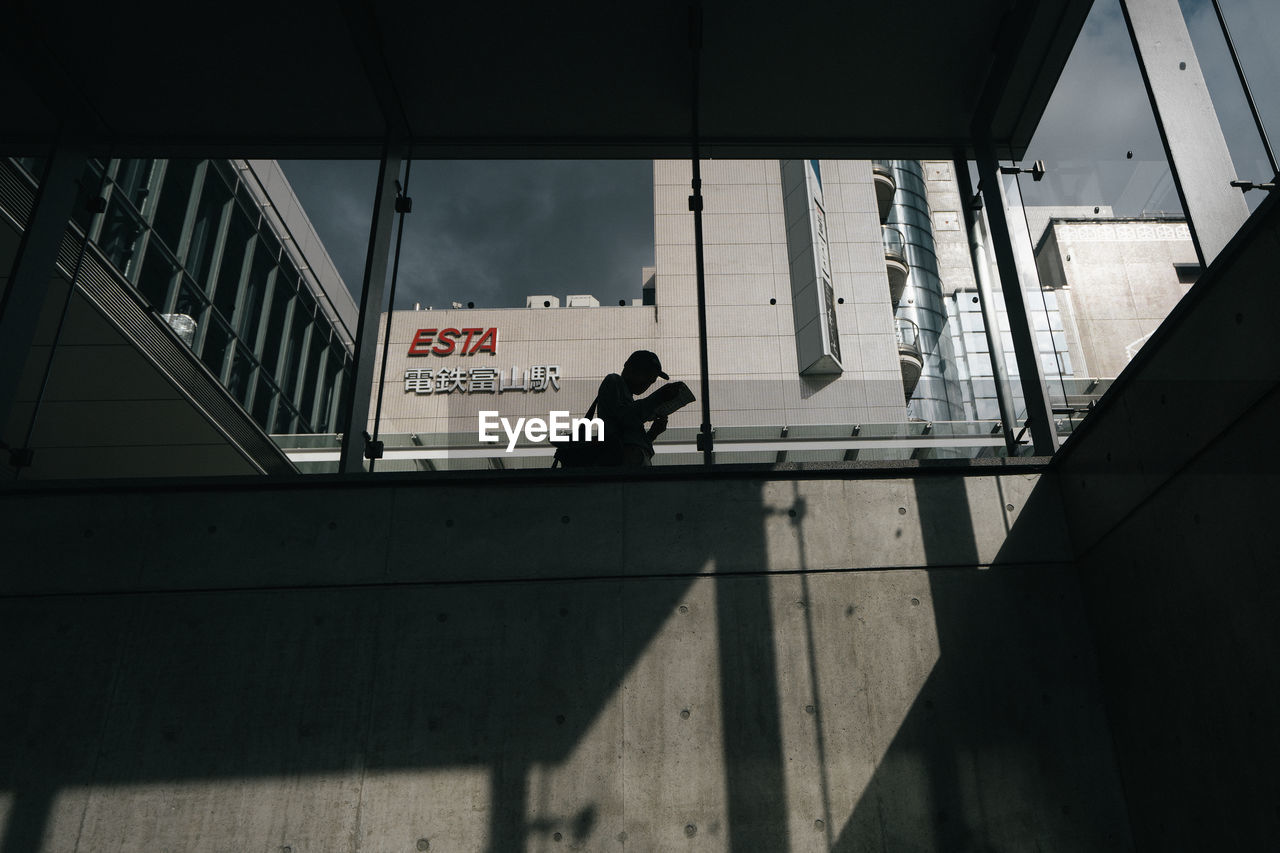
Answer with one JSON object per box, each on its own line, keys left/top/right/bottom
{"left": 0, "top": 0, "right": 1093, "bottom": 159}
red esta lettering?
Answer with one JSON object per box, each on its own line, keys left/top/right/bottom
{"left": 407, "top": 327, "right": 499, "bottom": 356}
{"left": 408, "top": 328, "right": 437, "bottom": 355}
{"left": 432, "top": 328, "right": 461, "bottom": 355}
{"left": 471, "top": 327, "right": 498, "bottom": 356}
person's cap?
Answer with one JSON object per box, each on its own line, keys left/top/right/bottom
{"left": 625, "top": 349, "right": 669, "bottom": 380}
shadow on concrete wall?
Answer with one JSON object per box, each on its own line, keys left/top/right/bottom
{"left": 831, "top": 474, "right": 1133, "bottom": 852}
{"left": 1, "top": 470, "right": 1138, "bottom": 852}
{"left": 0, "top": 478, "right": 791, "bottom": 853}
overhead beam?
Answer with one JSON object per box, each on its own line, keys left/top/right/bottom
{"left": 339, "top": 0, "right": 411, "bottom": 140}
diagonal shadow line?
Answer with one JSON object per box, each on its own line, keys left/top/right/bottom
{"left": 0, "top": 477, "right": 793, "bottom": 852}
{"left": 830, "top": 474, "right": 1131, "bottom": 852}
{"left": 1, "top": 783, "right": 52, "bottom": 853}
{"left": 716, "top": 567, "right": 790, "bottom": 852}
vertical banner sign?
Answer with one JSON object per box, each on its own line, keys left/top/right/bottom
{"left": 809, "top": 161, "right": 841, "bottom": 364}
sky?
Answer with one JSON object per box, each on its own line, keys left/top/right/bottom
{"left": 281, "top": 0, "right": 1279, "bottom": 310}
{"left": 280, "top": 159, "right": 654, "bottom": 311}
{"left": 1020, "top": 0, "right": 1280, "bottom": 215}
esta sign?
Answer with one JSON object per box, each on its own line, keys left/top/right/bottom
{"left": 408, "top": 327, "right": 498, "bottom": 356}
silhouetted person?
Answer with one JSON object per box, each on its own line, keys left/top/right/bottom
{"left": 597, "top": 350, "right": 676, "bottom": 467}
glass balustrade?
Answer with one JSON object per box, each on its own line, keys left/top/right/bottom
{"left": 882, "top": 224, "right": 907, "bottom": 261}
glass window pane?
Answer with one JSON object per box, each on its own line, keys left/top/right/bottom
{"left": 236, "top": 239, "right": 273, "bottom": 340}
{"left": 113, "top": 159, "right": 157, "bottom": 214}
{"left": 136, "top": 244, "right": 179, "bottom": 309}
{"left": 213, "top": 205, "right": 255, "bottom": 319}
{"left": 296, "top": 283, "right": 315, "bottom": 319}
{"left": 259, "top": 271, "right": 293, "bottom": 374}
{"left": 227, "top": 344, "right": 256, "bottom": 408}
{"left": 257, "top": 226, "right": 281, "bottom": 264}
{"left": 173, "top": 276, "right": 207, "bottom": 323}
{"left": 152, "top": 159, "right": 198, "bottom": 251}
{"left": 280, "top": 303, "right": 311, "bottom": 400}
{"left": 71, "top": 161, "right": 104, "bottom": 234}
{"left": 186, "top": 167, "right": 232, "bottom": 289}
{"left": 210, "top": 159, "right": 240, "bottom": 186}
{"left": 313, "top": 346, "right": 342, "bottom": 433}
{"left": 272, "top": 401, "right": 299, "bottom": 435}
{"left": 297, "top": 323, "right": 327, "bottom": 427}
{"left": 252, "top": 374, "right": 278, "bottom": 432}
{"left": 234, "top": 186, "right": 260, "bottom": 227}
{"left": 99, "top": 193, "right": 145, "bottom": 278}
{"left": 201, "top": 313, "right": 233, "bottom": 379}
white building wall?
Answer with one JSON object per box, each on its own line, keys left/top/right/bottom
{"left": 1035, "top": 218, "right": 1197, "bottom": 378}
{"left": 371, "top": 160, "right": 912, "bottom": 442}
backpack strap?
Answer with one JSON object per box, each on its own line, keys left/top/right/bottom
{"left": 551, "top": 396, "right": 602, "bottom": 469}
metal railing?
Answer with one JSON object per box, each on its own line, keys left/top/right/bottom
{"left": 274, "top": 419, "right": 1012, "bottom": 470}
{"left": 895, "top": 316, "right": 921, "bottom": 353}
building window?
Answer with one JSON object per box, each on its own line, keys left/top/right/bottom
{"left": 151, "top": 160, "right": 199, "bottom": 252}
{"left": 136, "top": 243, "right": 179, "bottom": 310}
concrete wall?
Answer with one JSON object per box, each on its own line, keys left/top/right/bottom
{"left": 0, "top": 463, "right": 1132, "bottom": 852}
{"left": 1034, "top": 218, "right": 1197, "bottom": 378}
{"left": 1055, "top": 193, "right": 1280, "bottom": 850}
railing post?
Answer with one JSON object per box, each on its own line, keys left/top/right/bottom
{"left": 954, "top": 157, "right": 1020, "bottom": 455}
{"left": 974, "top": 138, "right": 1059, "bottom": 456}
{"left": 338, "top": 138, "right": 405, "bottom": 473}
{"left": 689, "top": 1, "right": 713, "bottom": 465}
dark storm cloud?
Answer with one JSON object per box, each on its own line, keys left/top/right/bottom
{"left": 277, "top": 158, "right": 379, "bottom": 298}
{"left": 280, "top": 160, "right": 653, "bottom": 309}
{"left": 394, "top": 160, "right": 653, "bottom": 311}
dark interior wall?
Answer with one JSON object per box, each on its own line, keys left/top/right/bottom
{"left": 1055, "top": 194, "right": 1280, "bottom": 851}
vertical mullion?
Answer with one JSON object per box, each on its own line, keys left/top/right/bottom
{"left": 338, "top": 138, "right": 404, "bottom": 473}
